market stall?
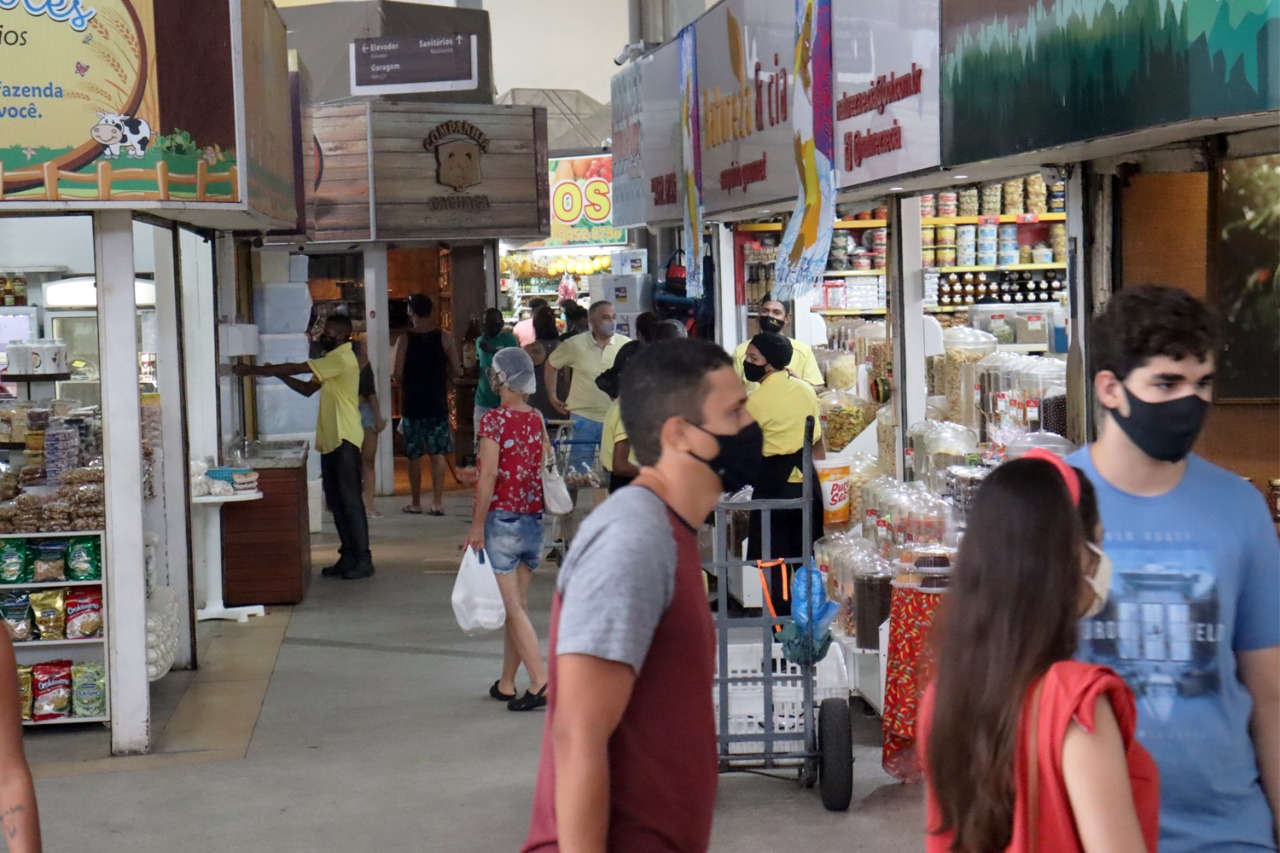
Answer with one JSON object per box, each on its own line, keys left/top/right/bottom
{"left": 0, "top": 0, "right": 298, "bottom": 753}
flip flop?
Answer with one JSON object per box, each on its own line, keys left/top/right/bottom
{"left": 489, "top": 681, "right": 516, "bottom": 702}
{"left": 427, "top": 509, "right": 446, "bottom": 517}
{"left": 402, "top": 505, "right": 423, "bottom": 515}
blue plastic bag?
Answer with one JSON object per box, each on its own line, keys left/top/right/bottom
{"left": 779, "top": 559, "right": 839, "bottom": 665}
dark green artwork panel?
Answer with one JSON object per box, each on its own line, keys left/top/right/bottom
{"left": 942, "top": 0, "right": 1280, "bottom": 165}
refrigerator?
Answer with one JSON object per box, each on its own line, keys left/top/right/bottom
{"left": 41, "top": 277, "right": 158, "bottom": 409}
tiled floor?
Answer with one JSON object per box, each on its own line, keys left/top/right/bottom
{"left": 24, "top": 490, "right": 924, "bottom": 851}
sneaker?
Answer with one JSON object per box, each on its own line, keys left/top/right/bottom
{"left": 320, "top": 562, "right": 348, "bottom": 578}
{"left": 366, "top": 509, "right": 384, "bottom": 519}
{"left": 342, "top": 564, "right": 375, "bottom": 580}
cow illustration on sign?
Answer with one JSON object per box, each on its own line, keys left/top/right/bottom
{"left": 91, "top": 112, "right": 152, "bottom": 160}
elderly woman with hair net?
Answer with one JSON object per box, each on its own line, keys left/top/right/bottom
{"left": 743, "top": 332, "right": 825, "bottom": 616}
{"left": 464, "top": 347, "right": 551, "bottom": 711}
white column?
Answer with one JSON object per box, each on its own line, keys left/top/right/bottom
{"left": 890, "top": 195, "right": 926, "bottom": 479}
{"left": 715, "top": 224, "right": 739, "bottom": 351}
{"left": 95, "top": 210, "right": 150, "bottom": 754}
{"left": 363, "top": 245, "right": 393, "bottom": 495}
{"left": 152, "top": 226, "right": 194, "bottom": 669}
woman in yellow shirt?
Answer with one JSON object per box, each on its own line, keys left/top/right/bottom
{"left": 596, "top": 341, "right": 643, "bottom": 493}
{"left": 743, "top": 332, "right": 824, "bottom": 615}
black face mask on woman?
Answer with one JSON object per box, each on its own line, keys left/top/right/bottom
{"left": 689, "top": 421, "right": 764, "bottom": 493}
{"left": 1111, "top": 386, "right": 1208, "bottom": 463}
{"left": 742, "top": 361, "right": 768, "bottom": 384}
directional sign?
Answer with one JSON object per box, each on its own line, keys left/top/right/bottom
{"left": 349, "top": 33, "right": 480, "bottom": 95}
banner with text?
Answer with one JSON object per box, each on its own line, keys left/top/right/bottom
{"left": 774, "top": 0, "right": 835, "bottom": 300}
{"left": 678, "top": 24, "right": 704, "bottom": 297}
{"left": 610, "top": 60, "right": 644, "bottom": 229}
{"left": 833, "top": 0, "right": 939, "bottom": 188}
{"left": 542, "top": 155, "right": 625, "bottom": 247}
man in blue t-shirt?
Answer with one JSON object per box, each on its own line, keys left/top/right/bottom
{"left": 1068, "top": 285, "right": 1279, "bottom": 852}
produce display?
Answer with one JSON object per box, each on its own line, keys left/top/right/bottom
{"left": 819, "top": 391, "right": 869, "bottom": 454}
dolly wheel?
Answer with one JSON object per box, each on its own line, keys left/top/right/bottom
{"left": 818, "top": 698, "right": 854, "bottom": 811}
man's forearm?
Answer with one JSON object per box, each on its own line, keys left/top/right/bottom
{"left": 280, "top": 375, "right": 319, "bottom": 397}
{"left": 0, "top": 773, "right": 42, "bottom": 853}
{"left": 1251, "top": 697, "right": 1280, "bottom": 836}
{"left": 554, "top": 736, "right": 610, "bottom": 853}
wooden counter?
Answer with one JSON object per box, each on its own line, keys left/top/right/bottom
{"left": 221, "top": 465, "right": 312, "bottom": 606}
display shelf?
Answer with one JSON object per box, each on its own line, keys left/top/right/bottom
{"left": 922, "top": 213, "right": 1066, "bottom": 226}
{"left": 834, "top": 219, "right": 888, "bottom": 229}
{"left": 997, "top": 343, "right": 1051, "bottom": 354}
{"left": 823, "top": 270, "right": 886, "bottom": 278}
{"left": 192, "top": 491, "right": 263, "bottom": 505}
{"left": 2, "top": 373, "right": 72, "bottom": 383}
{"left": 0, "top": 441, "right": 24, "bottom": 450}
{"left": 736, "top": 223, "right": 783, "bottom": 233}
{"left": 0, "top": 530, "right": 104, "bottom": 540}
{"left": 811, "top": 308, "right": 887, "bottom": 316}
{"left": 931, "top": 263, "right": 1067, "bottom": 274}
{"left": 24, "top": 715, "right": 109, "bottom": 727}
{"left": 16, "top": 638, "right": 104, "bottom": 648}
{"left": 0, "top": 580, "right": 102, "bottom": 590}
{"left": 926, "top": 306, "right": 970, "bottom": 314}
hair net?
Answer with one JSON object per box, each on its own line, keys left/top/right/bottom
{"left": 750, "top": 332, "right": 793, "bottom": 370}
{"left": 491, "top": 347, "right": 537, "bottom": 395}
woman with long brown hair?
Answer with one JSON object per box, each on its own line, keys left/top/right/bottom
{"left": 919, "top": 450, "right": 1159, "bottom": 852}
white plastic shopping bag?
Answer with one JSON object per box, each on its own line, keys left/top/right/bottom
{"left": 452, "top": 547, "right": 506, "bottom": 635}
{"left": 541, "top": 461, "right": 574, "bottom": 516}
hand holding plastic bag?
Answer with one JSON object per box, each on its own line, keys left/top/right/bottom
{"left": 452, "top": 547, "right": 506, "bottom": 635}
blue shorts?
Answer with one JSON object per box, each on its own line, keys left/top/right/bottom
{"left": 484, "top": 511, "right": 543, "bottom": 574}
{"left": 360, "top": 402, "right": 377, "bottom": 431}
{"left": 568, "top": 414, "right": 604, "bottom": 472}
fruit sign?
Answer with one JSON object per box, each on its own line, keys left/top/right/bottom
{"left": 545, "top": 155, "right": 626, "bottom": 247}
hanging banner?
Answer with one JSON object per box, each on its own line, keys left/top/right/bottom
{"left": 678, "top": 24, "right": 704, "bottom": 298}
{"left": 774, "top": 0, "right": 835, "bottom": 300}
{"left": 833, "top": 0, "right": 940, "bottom": 188}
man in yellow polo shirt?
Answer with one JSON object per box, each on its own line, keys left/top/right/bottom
{"left": 732, "top": 293, "right": 824, "bottom": 394}
{"left": 546, "top": 300, "right": 630, "bottom": 470}
{"left": 234, "top": 315, "right": 374, "bottom": 580}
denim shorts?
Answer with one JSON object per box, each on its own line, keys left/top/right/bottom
{"left": 359, "top": 402, "right": 377, "bottom": 431}
{"left": 568, "top": 414, "right": 604, "bottom": 472}
{"left": 484, "top": 511, "right": 543, "bottom": 574}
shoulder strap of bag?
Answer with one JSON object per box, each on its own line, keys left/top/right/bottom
{"left": 1025, "top": 678, "right": 1045, "bottom": 852}
{"left": 540, "top": 421, "right": 555, "bottom": 467}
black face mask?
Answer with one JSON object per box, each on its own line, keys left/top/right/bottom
{"left": 758, "top": 316, "right": 785, "bottom": 335}
{"left": 689, "top": 421, "right": 764, "bottom": 493}
{"left": 482, "top": 322, "right": 504, "bottom": 339}
{"left": 318, "top": 336, "right": 343, "bottom": 353}
{"left": 743, "top": 362, "right": 768, "bottom": 384}
{"left": 1110, "top": 386, "right": 1208, "bottom": 463}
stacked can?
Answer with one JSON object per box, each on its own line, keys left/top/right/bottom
{"left": 1050, "top": 223, "right": 1068, "bottom": 263}
{"left": 873, "top": 228, "right": 888, "bottom": 269}
{"left": 998, "top": 224, "right": 1020, "bottom": 267}
{"left": 957, "top": 225, "right": 977, "bottom": 267}
{"left": 936, "top": 224, "right": 957, "bottom": 268}
{"left": 977, "top": 222, "right": 999, "bottom": 267}
{"left": 1049, "top": 182, "right": 1067, "bottom": 213}
{"left": 938, "top": 192, "right": 958, "bottom": 217}
{"left": 920, "top": 194, "right": 936, "bottom": 217}
{"left": 921, "top": 226, "right": 937, "bottom": 269}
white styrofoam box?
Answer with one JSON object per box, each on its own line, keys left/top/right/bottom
{"left": 713, "top": 643, "right": 849, "bottom": 762}
{"left": 257, "top": 332, "right": 311, "bottom": 365}
{"left": 253, "top": 281, "right": 313, "bottom": 334}
{"left": 288, "top": 253, "right": 309, "bottom": 282}
{"left": 615, "top": 312, "right": 641, "bottom": 339}
{"left": 308, "top": 478, "right": 323, "bottom": 533}
{"left": 611, "top": 249, "right": 648, "bottom": 276}
{"left": 255, "top": 381, "right": 319, "bottom": 436}
{"left": 218, "top": 323, "right": 260, "bottom": 357}
{"left": 254, "top": 248, "right": 291, "bottom": 284}
{"left": 597, "top": 274, "right": 653, "bottom": 312}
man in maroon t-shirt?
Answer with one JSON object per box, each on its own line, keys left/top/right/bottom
{"left": 522, "top": 339, "right": 763, "bottom": 852}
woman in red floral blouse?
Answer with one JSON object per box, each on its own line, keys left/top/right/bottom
{"left": 465, "top": 347, "right": 550, "bottom": 712}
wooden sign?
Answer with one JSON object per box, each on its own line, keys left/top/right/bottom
{"left": 372, "top": 102, "right": 548, "bottom": 240}
{"left": 308, "top": 102, "right": 373, "bottom": 242}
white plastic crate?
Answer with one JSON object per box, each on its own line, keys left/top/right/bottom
{"left": 713, "top": 642, "right": 849, "bottom": 761}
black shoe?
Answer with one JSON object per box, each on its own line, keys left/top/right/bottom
{"left": 341, "top": 564, "right": 375, "bottom": 580}
{"left": 508, "top": 684, "right": 548, "bottom": 712}
{"left": 489, "top": 681, "right": 517, "bottom": 702}
{"left": 320, "top": 562, "right": 348, "bottom": 578}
